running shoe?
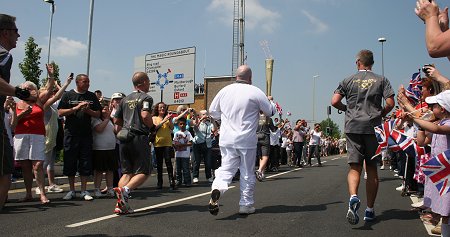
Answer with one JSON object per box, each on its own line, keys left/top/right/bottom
{"left": 346, "top": 196, "right": 360, "bottom": 225}
{"left": 114, "top": 201, "right": 134, "bottom": 215}
{"left": 239, "top": 205, "right": 256, "bottom": 215}
{"left": 208, "top": 189, "right": 220, "bottom": 216}
{"left": 363, "top": 209, "right": 376, "bottom": 221}
{"left": 114, "top": 187, "right": 130, "bottom": 212}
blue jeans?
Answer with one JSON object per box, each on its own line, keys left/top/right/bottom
{"left": 176, "top": 157, "right": 191, "bottom": 185}
{"left": 192, "top": 143, "right": 213, "bottom": 179}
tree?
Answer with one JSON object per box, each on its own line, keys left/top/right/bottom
{"left": 18, "top": 37, "right": 42, "bottom": 88}
{"left": 320, "top": 118, "right": 341, "bottom": 138}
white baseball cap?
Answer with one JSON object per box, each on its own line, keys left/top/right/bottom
{"left": 425, "top": 90, "right": 450, "bottom": 112}
{"left": 111, "top": 92, "right": 125, "bottom": 99}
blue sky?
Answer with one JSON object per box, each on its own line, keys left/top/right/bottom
{"left": 3, "top": 0, "right": 450, "bottom": 131}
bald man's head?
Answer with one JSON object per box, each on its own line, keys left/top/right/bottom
{"left": 235, "top": 65, "right": 252, "bottom": 84}
{"left": 132, "top": 72, "right": 150, "bottom": 92}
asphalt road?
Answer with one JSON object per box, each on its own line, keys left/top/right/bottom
{"left": 1, "top": 155, "right": 430, "bottom": 237}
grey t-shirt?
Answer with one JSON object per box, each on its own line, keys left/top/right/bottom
{"left": 115, "top": 91, "right": 153, "bottom": 135}
{"left": 335, "top": 70, "right": 394, "bottom": 134}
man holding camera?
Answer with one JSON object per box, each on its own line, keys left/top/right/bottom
{"left": 331, "top": 49, "right": 395, "bottom": 225}
{"left": 192, "top": 110, "right": 216, "bottom": 184}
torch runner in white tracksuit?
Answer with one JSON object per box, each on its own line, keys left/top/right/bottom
{"left": 208, "top": 65, "right": 276, "bottom": 215}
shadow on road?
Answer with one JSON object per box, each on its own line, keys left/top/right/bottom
{"left": 216, "top": 201, "right": 343, "bottom": 220}
{"left": 353, "top": 208, "right": 419, "bottom": 230}
{"left": 1, "top": 200, "right": 81, "bottom": 214}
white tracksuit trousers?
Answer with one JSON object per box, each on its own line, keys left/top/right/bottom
{"left": 211, "top": 146, "right": 257, "bottom": 207}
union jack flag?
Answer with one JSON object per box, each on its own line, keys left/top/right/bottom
{"left": 422, "top": 149, "right": 450, "bottom": 196}
{"left": 405, "top": 72, "right": 422, "bottom": 106}
{"left": 390, "top": 129, "right": 416, "bottom": 156}
{"left": 373, "top": 119, "right": 397, "bottom": 158}
{"left": 275, "top": 102, "right": 283, "bottom": 115}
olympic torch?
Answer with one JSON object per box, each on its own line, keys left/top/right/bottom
{"left": 265, "top": 58, "right": 274, "bottom": 96}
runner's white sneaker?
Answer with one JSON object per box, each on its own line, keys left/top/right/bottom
{"left": 239, "top": 205, "right": 256, "bottom": 215}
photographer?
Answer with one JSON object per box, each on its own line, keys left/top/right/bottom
{"left": 173, "top": 105, "right": 195, "bottom": 134}
{"left": 152, "top": 102, "right": 175, "bottom": 190}
{"left": 191, "top": 110, "right": 216, "bottom": 184}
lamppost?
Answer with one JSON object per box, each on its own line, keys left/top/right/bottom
{"left": 313, "top": 74, "right": 320, "bottom": 122}
{"left": 86, "top": 0, "right": 95, "bottom": 76}
{"left": 44, "top": 0, "right": 55, "bottom": 65}
{"left": 378, "top": 37, "right": 386, "bottom": 106}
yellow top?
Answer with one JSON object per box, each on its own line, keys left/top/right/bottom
{"left": 153, "top": 116, "right": 173, "bottom": 147}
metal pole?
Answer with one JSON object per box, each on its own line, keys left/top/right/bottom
{"left": 378, "top": 37, "right": 386, "bottom": 107}
{"left": 47, "top": 2, "right": 55, "bottom": 65}
{"left": 313, "top": 75, "right": 319, "bottom": 122}
{"left": 239, "top": 0, "right": 245, "bottom": 66}
{"left": 86, "top": 0, "right": 95, "bottom": 76}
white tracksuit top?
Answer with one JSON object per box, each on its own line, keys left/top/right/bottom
{"left": 209, "top": 83, "right": 276, "bottom": 149}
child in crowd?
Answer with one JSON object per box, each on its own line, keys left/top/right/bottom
{"left": 173, "top": 117, "right": 193, "bottom": 187}
{"left": 405, "top": 90, "right": 450, "bottom": 237}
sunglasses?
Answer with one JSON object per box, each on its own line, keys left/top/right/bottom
{"left": 2, "top": 28, "right": 18, "bottom": 34}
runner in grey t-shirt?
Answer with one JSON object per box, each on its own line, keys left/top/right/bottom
{"left": 331, "top": 49, "right": 395, "bottom": 225}
{"left": 335, "top": 70, "right": 395, "bottom": 134}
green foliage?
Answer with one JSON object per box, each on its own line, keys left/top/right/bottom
{"left": 18, "top": 37, "right": 42, "bottom": 88}
{"left": 320, "top": 118, "right": 341, "bottom": 138}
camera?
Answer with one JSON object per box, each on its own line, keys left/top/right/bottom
{"left": 422, "top": 64, "right": 434, "bottom": 75}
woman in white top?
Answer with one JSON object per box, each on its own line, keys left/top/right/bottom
{"left": 307, "top": 123, "right": 323, "bottom": 167}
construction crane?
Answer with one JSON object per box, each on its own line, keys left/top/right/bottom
{"left": 232, "top": 0, "right": 245, "bottom": 76}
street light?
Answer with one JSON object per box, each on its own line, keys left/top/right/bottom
{"left": 378, "top": 37, "right": 386, "bottom": 106}
{"left": 378, "top": 37, "right": 386, "bottom": 80}
{"left": 313, "top": 74, "right": 320, "bottom": 122}
{"left": 44, "top": 0, "right": 55, "bottom": 65}
{"left": 86, "top": 0, "right": 95, "bottom": 76}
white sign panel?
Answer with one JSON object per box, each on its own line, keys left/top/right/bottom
{"left": 145, "top": 47, "right": 196, "bottom": 105}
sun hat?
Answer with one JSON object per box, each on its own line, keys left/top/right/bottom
{"left": 425, "top": 90, "right": 450, "bottom": 112}
{"left": 111, "top": 92, "right": 126, "bottom": 99}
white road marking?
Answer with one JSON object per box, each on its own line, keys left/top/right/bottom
{"left": 66, "top": 167, "right": 312, "bottom": 228}
{"left": 67, "top": 186, "right": 235, "bottom": 228}
{"left": 67, "top": 157, "right": 338, "bottom": 228}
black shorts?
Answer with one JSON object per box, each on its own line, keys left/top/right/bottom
{"left": 345, "top": 133, "right": 379, "bottom": 167}
{"left": 257, "top": 134, "right": 270, "bottom": 157}
{"left": 63, "top": 134, "right": 93, "bottom": 176}
{"left": 120, "top": 135, "right": 151, "bottom": 175}
{"left": 0, "top": 130, "right": 13, "bottom": 176}
{"left": 92, "top": 149, "right": 119, "bottom": 172}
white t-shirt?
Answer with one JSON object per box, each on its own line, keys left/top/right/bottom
{"left": 173, "top": 130, "right": 193, "bottom": 158}
{"left": 91, "top": 118, "right": 116, "bottom": 150}
{"left": 270, "top": 128, "right": 281, "bottom": 146}
{"left": 309, "top": 130, "right": 322, "bottom": 146}
{"left": 209, "top": 83, "right": 275, "bottom": 149}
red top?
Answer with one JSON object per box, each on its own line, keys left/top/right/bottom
{"left": 15, "top": 104, "right": 45, "bottom": 135}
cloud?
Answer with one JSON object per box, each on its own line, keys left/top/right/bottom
{"left": 301, "top": 10, "right": 329, "bottom": 34}
{"left": 207, "top": 0, "right": 281, "bottom": 34}
{"left": 47, "top": 37, "right": 87, "bottom": 57}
